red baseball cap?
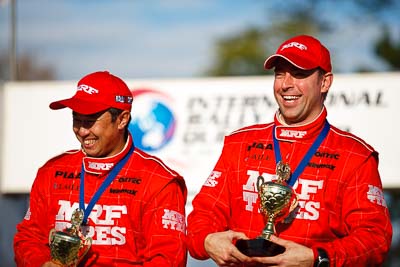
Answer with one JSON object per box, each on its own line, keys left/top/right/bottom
{"left": 264, "top": 35, "right": 332, "bottom": 72}
{"left": 50, "top": 71, "right": 133, "bottom": 115}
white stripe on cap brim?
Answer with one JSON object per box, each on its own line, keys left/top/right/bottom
{"left": 264, "top": 54, "right": 316, "bottom": 70}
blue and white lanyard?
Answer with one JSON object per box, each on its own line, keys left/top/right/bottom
{"left": 272, "top": 121, "right": 330, "bottom": 187}
{"left": 79, "top": 143, "right": 134, "bottom": 224}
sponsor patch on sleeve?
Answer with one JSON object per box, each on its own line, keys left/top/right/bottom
{"left": 367, "top": 185, "right": 387, "bottom": 207}
{"left": 24, "top": 207, "right": 31, "bottom": 220}
{"left": 204, "top": 171, "right": 222, "bottom": 187}
{"left": 162, "top": 209, "right": 185, "bottom": 233}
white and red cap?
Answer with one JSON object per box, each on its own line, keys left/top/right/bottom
{"left": 50, "top": 71, "right": 133, "bottom": 115}
{"left": 264, "top": 35, "right": 332, "bottom": 72}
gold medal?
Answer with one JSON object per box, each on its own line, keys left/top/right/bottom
{"left": 71, "top": 208, "right": 84, "bottom": 228}
{"left": 276, "top": 161, "right": 291, "bottom": 183}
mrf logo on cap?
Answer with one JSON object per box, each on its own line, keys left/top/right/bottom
{"left": 77, "top": 84, "right": 99, "bottom": 95}
{"left": 281, "top": 41, "right": 307, "bottom": 51}
{"left": 264, "top": 35, "right": 332, "bottom": 72}
{"left": 49, "top": 71, "right": 133, "bottom": 115}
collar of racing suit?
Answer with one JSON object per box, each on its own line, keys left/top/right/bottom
{"left": 81, "top": 133, "right": 134, "bottom": 176}
{"left": 274, "top": 106, "right": 328, "bottom": 143}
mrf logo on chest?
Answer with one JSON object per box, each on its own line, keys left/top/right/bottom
{"left": 55, "top": 200, "right": 128, "bottom": 245}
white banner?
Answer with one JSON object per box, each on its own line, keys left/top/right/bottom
{"left": 1, "top": 73, "right": 399, "bottom": 200}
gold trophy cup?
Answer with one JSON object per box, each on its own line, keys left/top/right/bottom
{"left": 49, "top": 209, "right": 92, "bottom": 266}
{"left": 236, "top": 162, "right": 298, "bottom": 256}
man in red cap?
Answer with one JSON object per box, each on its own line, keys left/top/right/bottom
{"left": 14, "top": 71, "right": 187, "bottom": 266}
{"left": 187, "top": 35, "right": 392, "bottom": 266}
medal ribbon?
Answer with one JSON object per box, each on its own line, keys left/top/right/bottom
{"left": 273, "top": 120, "right": 330, "bottom": 187}
{"left": 79, "top": 143, "right": 135, "bottom": 224}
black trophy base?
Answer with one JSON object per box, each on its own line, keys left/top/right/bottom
{"left": 236, "top": 238, "right": 285, "bottom": 257}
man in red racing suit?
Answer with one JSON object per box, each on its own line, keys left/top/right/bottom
{"left": 14, "top": 71, "right": 187, "bottom": 266}
{"left": 187, "top": 108, "right": 392, "bottom": 266}
{"left": 187, "top": 35, "right": 392, "bottom": 266}
{"left": 14, "top": 135, "right": 187, "bottom": 267}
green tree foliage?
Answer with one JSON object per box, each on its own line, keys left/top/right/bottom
{"left": 204, "top": 0, "right": 399, "bottom": 76}
{"left": 203, "top": 3, "right": 329, "bottom": 76}
{"left": 205, "top": 28, "right": 267, "bottom": 76}
{"left": 375, "top": 29, "right": 400, "bottom": 70}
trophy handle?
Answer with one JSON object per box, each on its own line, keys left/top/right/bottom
{"left": 78, "top": 237, "right": 92, "bottom": 262}
{"left": 256, "top": 175, "right": 265, "bottom": 191}
{"left": 48, "top": 228, "right": 56, "bottom": 245}
{"left": 289, "top": 193, "right": 299, "bottom": 213}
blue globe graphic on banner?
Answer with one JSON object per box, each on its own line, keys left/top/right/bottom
{"left": 128, "top": 89, "right": 176, "bottom": 152}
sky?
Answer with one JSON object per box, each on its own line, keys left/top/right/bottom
{"left": 0, "top": 0, "right": 399, "bottom": 81}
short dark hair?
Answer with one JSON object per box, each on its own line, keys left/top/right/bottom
{"left": 108, "top": 108, "right": 132, "bottom": 139}
{"left": 108, "top": 108, "right": 123, "bottom": 121}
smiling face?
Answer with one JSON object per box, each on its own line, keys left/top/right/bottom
{"left": 72, "top": 109, "right": 130, "bottom": 157}
{"left": 273, "top": 58, "right": 333, "bottom": 126}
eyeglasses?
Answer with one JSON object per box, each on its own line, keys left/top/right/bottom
{"left": 72, "top": 110, "right": 107, "bottom": 129}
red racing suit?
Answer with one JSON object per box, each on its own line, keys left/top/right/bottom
{"left": 187, "top": 108, "right": 392, "bottom": 266}
{"left": 14, "top": 135, "right": 187, "bottom": 266}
